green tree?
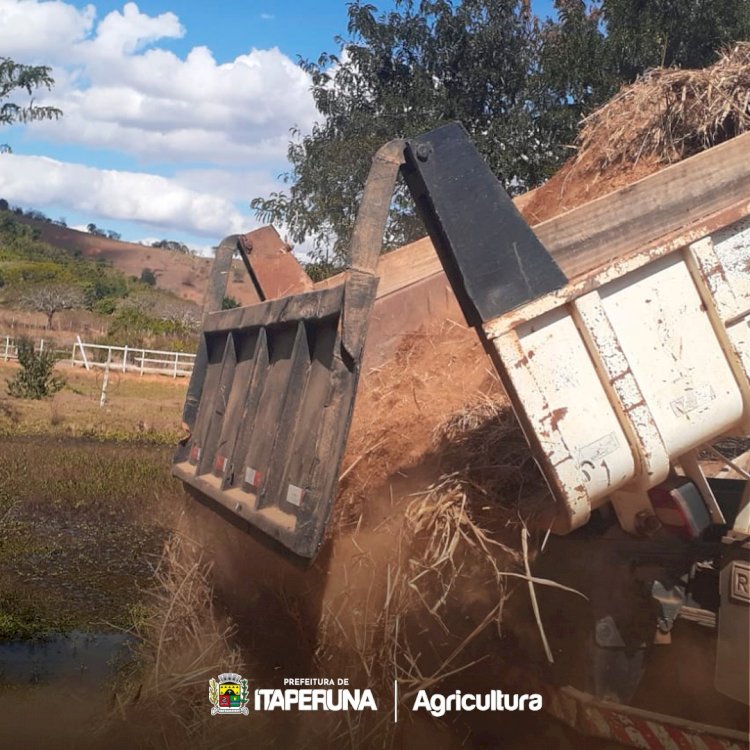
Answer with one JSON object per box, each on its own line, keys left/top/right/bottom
{"left": 7, "top": 336, "right": 65, "bottom": 399}
{"left": 254, "top": 0, "right": 750, "bottom": 272}
{"left": 303, "top": 259, "right": 342, "bottom": 282}
{"left": 601, "top": 0, "right": 750, "bottom": 81}
{"left": 86, "top": 222, "right": 108, "bottom": 237}
{"left": 252, "top": 0, "right": 547, "bottom": 267}
{"left": 538, "top": 0, "right": 750, "bottom": 138}
{"left": 1, "top": 57, "right": 62, "bottom": 152}
{"left": 534, "top": 2, "right": 612, "bottom": 154}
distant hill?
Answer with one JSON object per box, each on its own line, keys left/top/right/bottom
{"left": 9, "top": 214, "right": 261, "bottom": 307}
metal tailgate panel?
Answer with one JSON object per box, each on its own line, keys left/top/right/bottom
{"left": 173, "top": 282, "right": 376, "bottom": 559}
{"left": 172, "top": 137, "right": 408, "bottom": 559}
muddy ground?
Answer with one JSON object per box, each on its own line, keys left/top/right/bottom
{"left": 0, "top": 435, "right": 623, "bottom": 750}
{"left": 0, "top": 438, "right": 174, "bottom": 638}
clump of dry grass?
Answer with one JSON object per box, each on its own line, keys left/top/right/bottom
{"left": 405, "top": 476, "right": 520, "bottom": 622}
{"left": 314, "top": 551, "right": 410, "bottom": 749}
{"left": 433, "top": 394, "right": 545, "bottom": 505}
{"left": 0, "top": 397, "right": 21, "bottom": 424}
{"left": 314, "top": 500, "right": 515, "bottom": 750}
{"left": 576, "top": 43, "right": 750, "bottom": 174}
{"left": 313, "top": 398, "right": 545, "bottom": 747}
{"left": 105, "top": 535, "right": 244, "bottom": 748}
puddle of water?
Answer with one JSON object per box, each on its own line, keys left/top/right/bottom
{"left": 0, "top": 631, "right": 137, "bottom": 747}
{"left": 0, "top": 630, "right": 133, "bottom": 686}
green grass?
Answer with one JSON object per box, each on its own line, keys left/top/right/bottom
{"left": 0, "top": 441, "right": 176, "bottom": 507}
{"left": 0, "top": 438, "right": 180, "bottom": 638}
{"left": 0, "top": 590, "right": 77, "bottom": 640}
{"left": 0, "top": 358, "right": 191, "bottom": 639}
{"left": 0, "top": 362, "right": 187, "bottom": 444}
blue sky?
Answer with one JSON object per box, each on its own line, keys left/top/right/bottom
{"left": 0, "top": 0, "right": 556, "bottom": 253}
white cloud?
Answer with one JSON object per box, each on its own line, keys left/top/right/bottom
{"left": 0, "top": 0, "right": 96, "bottom": 64}
{"left": 84, "top": 1, "right": 183, "bottom": 56}
{"left": 1, "top": 0, "right": 316, "bottom": 164}
{"left": 172, "top": 167, "right": 279, "bottom": 203}
{"left": 0, "top": 154, "right": 254, "bottom": 237}
{"left": 0, "top": 0, "right": 320, "bottom": 240}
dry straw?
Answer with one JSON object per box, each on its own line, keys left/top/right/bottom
{"left": 432, "top": 393, "right": 545, "bottom": 505}
{"left": 576, "top": 43, "right": 750, "bottom": 174}
{"left": 105, "top": 535, "right": 245, "bottom": 747}
{"left": 314, "top": 398, "right": 585, "bottom": 747}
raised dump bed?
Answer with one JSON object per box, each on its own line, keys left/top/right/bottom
{"left": 174, "top": 124, "right": 750, "bottom": 561}
{"left": 173, "top": 123, "right": 749, "bottom": 744}
{"left": 483, "top": 223, "right": 750, "bottom": 535}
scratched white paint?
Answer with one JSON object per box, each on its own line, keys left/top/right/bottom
{"left": 485, "top": 220, "right": 750, "bottom": 535}
{"left": 712, "top": 216, "right": 750, "bottom": 309}
{"left": 598, "top": 254, "right": 743, "bottom": 457}
{"left": 493, "top": 305, "right": 634, "bottom": 531}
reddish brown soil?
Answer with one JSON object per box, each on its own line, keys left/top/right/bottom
{"left": 521, "top": 154, "right": 664, "bottom": 225}
{"left": 10, "top": 215, "right": 261, "bottom": 306}
{"left": 337, "top": 321, "right": 499, "bottom": 527}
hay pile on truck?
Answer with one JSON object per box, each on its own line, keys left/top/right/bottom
{"left": 168, "top": 50, "right": 750, "bottom": 750}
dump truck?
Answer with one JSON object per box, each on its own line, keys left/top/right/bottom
{"left": 173, "top": 123, "right": 750, "bottom": 749}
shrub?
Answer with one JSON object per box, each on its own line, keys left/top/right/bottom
{"left": 7, "top": 337, "right": 66, "bottom": 399}
{"left": 140, "top": 268, "right": 157, "bottom": 286}
{"left": 92, "top": 297, "right": 117, "bottom": 315}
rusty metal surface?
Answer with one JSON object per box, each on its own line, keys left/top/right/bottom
{"left": 485, "top": 199, "right": 750, "bottom": 339}
{"left": 238, "top": 225, "right": 313, "bottom": 300}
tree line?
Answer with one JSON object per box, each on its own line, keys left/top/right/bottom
{"left": 2, "top": 3, "right": 748, "bottom": 274}
{"left": 251, "top": 0, "right": 750, "bottom": 269}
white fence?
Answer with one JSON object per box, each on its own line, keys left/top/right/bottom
{"left": 2, "top": 335, "right": 196, "bottom": 379}
{"left": 71, "top": 339, "right": 196, "bottom": 378}
{"left": 2, "top": 336, "right": 69, "bottom": 362}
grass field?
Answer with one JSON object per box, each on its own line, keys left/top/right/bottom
{"left": 0, "top": 361, "right": 188, "bottom": 638}
{"left": 0, "top": 361, "right": 187, "bottom": 443}
{"left": 0, "top": 439, "right": 180, "bottom": 638}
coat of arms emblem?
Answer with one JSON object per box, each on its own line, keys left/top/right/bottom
{"left": 209, "top": 672, "right": 250, "bottom": 715}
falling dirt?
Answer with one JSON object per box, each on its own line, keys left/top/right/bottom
{"left": 335, "top": 321, "right": 498, "bottom": 531}
{"left": 78, "top": 320, "right": 618, "bottom": 749}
